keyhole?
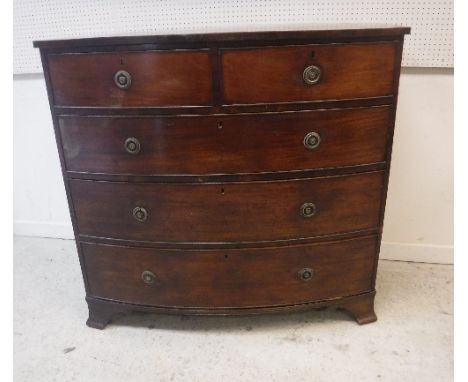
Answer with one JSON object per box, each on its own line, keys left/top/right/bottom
{"left": 217, "top": 121, "right": 223, "bottom": 129}
{"left": 310, "top": 51, "right": 315, "bottom": 59}
{"left": 224, "top": 254, "right": 229, "bottom": 260}
{"left": 119, "top": 56, "right": 124, "bottom": 65}
{"left": 220, "top": 188, "right": 225, "bottom": 194}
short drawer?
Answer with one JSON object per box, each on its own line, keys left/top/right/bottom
{"left": 47, "top": 50, "right": 212, "bottom": 107}
{"left": 222, "top": 42, "right": 396, "bottom": 104}
{"left": 60, "top": 106, "right": 391, "bottom": 176}
{"left": 82, "top": 236, "right": 377, "bottom": 307}
{"left": 70, "top": 171, "right": 384, "bottom": 243}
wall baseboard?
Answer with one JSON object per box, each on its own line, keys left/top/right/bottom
{"left": 380, "top": 241, "right": 453, "bottom": 264}
{"left": 13, "top": 221, "right": 453, "bottom": 264}
{"left": 14, "top": 220, "right": 74, "bottom": 240}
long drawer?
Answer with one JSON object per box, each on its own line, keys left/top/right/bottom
{"left": 70, "top": 171, "right": 384, "bottom": 243}
{"left": 47, "top": 50, "right": 213, "bottom": 107}
{"left": 82, "top": 236, "right": 377, "bottom": 307}
{"left": 222, "top": 42, "right": 396, "bottom": 104}
{"left": 60, "top": 106, "right": 391, "bottom": 176}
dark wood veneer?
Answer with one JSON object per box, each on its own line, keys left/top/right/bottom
{"left": 70, "top": 172, "right": 384, "bottom": 243}
{"left": 222, "top": 43, "right": 396, "bottom": 104}
{"left": 48, "top": 50, "right": 212, "bottom": 107}
{"left": 82, "top": 236, "right": 377, "bottom": 308}
{"left": 85, "top": 291, "right": 378, "bottom": 329}
{"left": 33, "top": 26, "right": 410, "bottom": 49}
{"left": 59, "top": 106, "right": 391, "bottom": 176}
{"left": 54, "top": 96, "right": 394, "bottom": 116}
{"left": 35, "top": 27, "right": 409, "bottom": 329}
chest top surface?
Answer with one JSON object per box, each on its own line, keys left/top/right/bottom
{"left": 33, "top": 25, "right": 410, "bottom": 49}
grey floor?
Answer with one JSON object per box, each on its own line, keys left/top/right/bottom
{"left": 14, "top": 236, "right": 453, "bottom": 382}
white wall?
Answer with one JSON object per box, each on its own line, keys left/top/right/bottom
{"left": 382, "top": 68, "right": 453, "bottom": 263}
{"left": 13, "top": 68, "right": 454, "bottom": 263}
{"left": 14, "top": 0, "right": 454, "bottom": 72}
{"left": 13, "top": 74, "right": 73, "bottom": 239}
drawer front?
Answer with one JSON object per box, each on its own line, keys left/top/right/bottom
{"left": 60, "top": 106, "right": 391, "bottom": 175}
{"left": 222, "top": 43, "right": 396, "bottom": 104}
{"left": 47, "top": 50, "right": 212, "bottom": 107}
{"left": 71, "top": 172, "right": 384, "bottom": 243}
{"left": 82, "top": 236, "right": 377, "bottom": 307}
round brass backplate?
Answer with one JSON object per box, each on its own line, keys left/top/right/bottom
{"left": 141, "top": 270, "right": 156, "bottom": 284}
{"left": 303, "top": 131, "right": 321, "bottom": 150}
{"left": 300, "top": 202, "right": 317, "bottom": 218}
{"left": 298, "top": 268, "right": 314, "bottom": 281}
{"left": 114, "top": 70, "right": 132, "bottom": 90}
{"left": 302, "top": 65, "right": 322, "bottom": 85}
{"left": 133, "top": 206, "right": 148, "bottom": 222}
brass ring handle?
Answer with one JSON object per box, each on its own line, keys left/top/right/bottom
{"left": 133, "top": 207, "right": 148, "bottom": 222}
{"left": 303, "top": 65, "right": 322, "bottom": 85}
{"left": 303, "top": 132, "right": 321, "bottom": 150}
{"left": 298, "top": 268, "right": 314, "bottom": 281}
{"left": 114, "top": 70, "right": 132, "bottom": 89}
{"left": 141, "top": 270, "right": 156, "bottom": 284}
{"left": 300, "top": 202, "right": 316, "bottom": 218}
{"left": 125, "top": 137, "right": 141, "bottom": 154}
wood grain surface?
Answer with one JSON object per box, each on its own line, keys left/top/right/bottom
{"left": 59, "top": 106, "right": 391, "bottom": 176}
{"left": 48, "top": 50, "right": 212, "bottom": 107}
{"left": 82, "top": 236, "right": 377, "bottom": 307}
{"left": 222, "top": 43, "right": 396, "bottom": 104}
{"left": 71, "top": 171, "right": 385, "bottom": 243}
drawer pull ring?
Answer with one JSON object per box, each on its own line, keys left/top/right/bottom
{"left": 141, "top": 270, "right": 156, "bottom": 285}
{"left": 303, "top": 132, "right": 321, "bottom": 150}
{"left": 114, "top": 70, "right": 132, "bottom": 89}
{"left": 125, "top": 137, "right": 141, "bottom": 154}
{"left": 300, "top": 202, "right": 316, "bottom": 218}
{"left": 298, "top": 268, "right": 314, "bottom": 281}
{"left": 133, "top": 207, "right": 148, "bottom": 222}
{"left": 302, "top": 65, "right": 322, "bottom": 85}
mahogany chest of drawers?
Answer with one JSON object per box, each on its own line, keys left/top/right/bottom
{"left": 34, "top": 26, "right": 410, "bottom": 329}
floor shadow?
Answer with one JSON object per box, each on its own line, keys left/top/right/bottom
{"left": 108, "top": 307, "right": 357, "bottom": 332}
